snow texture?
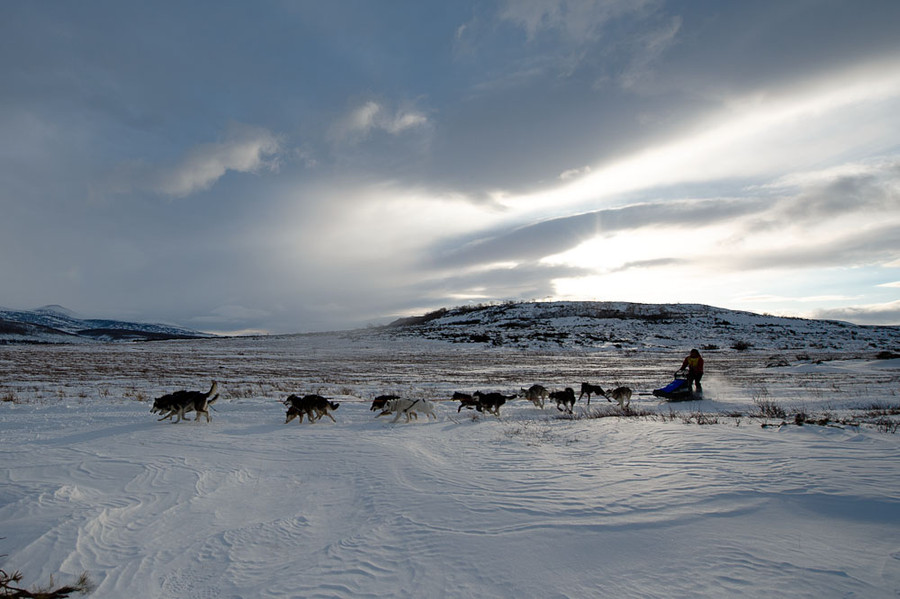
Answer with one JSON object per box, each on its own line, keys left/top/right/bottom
{"left": 1, "top": 321, "right": 899, "bottom": 598}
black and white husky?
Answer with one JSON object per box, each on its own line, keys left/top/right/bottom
{"left": 151, "top": 381, "right": 219, "bottom": 423}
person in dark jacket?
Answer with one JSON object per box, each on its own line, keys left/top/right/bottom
{"left": 681, "top": 349, "right": 704, "bottom": 392}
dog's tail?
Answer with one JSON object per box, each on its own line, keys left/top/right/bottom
{"left": 208, "top": 394, "right": 219, "bottom": 406}
{"left": 206, "top": 381, "right": 219, "bottom": 399}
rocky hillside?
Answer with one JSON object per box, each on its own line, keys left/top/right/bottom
{"left": 376, "top": 301, "right": 900, "bottom": 353}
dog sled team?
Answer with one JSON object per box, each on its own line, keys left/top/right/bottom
{"left": 149, "top": 380, "right": 633, "bottom": 424}
{"left": 149, "top": 350, "right": 701, "bottom": 425}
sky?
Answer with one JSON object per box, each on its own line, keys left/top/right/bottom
{"left": 2, "top": 0, "right": 900, "bottom": 334}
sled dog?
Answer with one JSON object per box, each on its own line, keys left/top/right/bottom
{"left": 472, "top": 391, "right": 513, "bottom": 416}
{"left": 550, "top": 387, "right": 576, "bottom": 414}
{"left": 519, "top": 385, "right": 548, "bottom": 409}
{"left": 605, "top": 386, "right": 632, "bottom": 409}
{"left": 370, "top": 394, "right": 400, "bottom": 411}
{"left": 151, "top": 381, "right": 219, "bottom": 423}
{"left": 453, "top": 392, "right": 479, "bottom": 412}
{"left": 578, "top": 382, "right": 605, "bottom": 405}
{"left": 284, "top": 394, "right": 340, "bottom": 423}
{"left": 376, "top": 398, "right": 437, "bottom": 423}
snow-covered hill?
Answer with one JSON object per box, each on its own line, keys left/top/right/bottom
{"left": 3, "top": 301, "right": 899, "bottom": 352}
{"left": 0, "top": 305, "right": 213, "bottom": 343}
{"left": 379, "top": 301, "right": 900, "bottom": 353}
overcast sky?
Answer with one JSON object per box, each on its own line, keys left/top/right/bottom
{"left": 2, "top": 1, "right": 900, "bottom": 334}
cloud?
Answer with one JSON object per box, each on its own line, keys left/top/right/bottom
{"left": 428, "top": 197, "right": 766, "bottom": 269}
{"left": 100, "top": 124, "right": 282, "bottom": 199}
{"left": 417, "top": 151, "right": 900, "bottom": 305}
{"left": 559, "top": 165, "right": 591, "bottom": 180}
{"left": 812, "top": 300, "right": 900, "bottom": 326}
{"left": 330, "top": 101, "right": 430, "bottom": 145}
{"left": 739, "top": 294, "right": 862, "bottom": 304}
{"left": 485, "top": 0, "right": 674, "bottom": 89}
{"left": 156, "top": 125, "right": 282, "bottom": 198}
{"left": 618, "top": 15, "right": 682, "bottom": 90}
{"left": 608, "top": 258, "right": 683, "bottom": 273}
{"left": 378, "top": 261, "right": 591, "bottom": 320}
{"left": 768, "top": 159, "right": 900, "bottom": 224}
{"left": 503, "top": 60, "right": 900, "bottom": 215}
{"left": 715, "top": 224, "right": 900, "bottom": 276}
{"left": 499, "top": 0, "right": 659, "bottom": 43}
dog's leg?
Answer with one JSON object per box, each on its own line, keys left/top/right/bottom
{"left": 322, "top": 412, "right": 336, "bottom": 423}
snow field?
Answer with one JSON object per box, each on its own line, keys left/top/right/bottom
{"left": 1, "top": 335, "right": 899, "bottom": 598}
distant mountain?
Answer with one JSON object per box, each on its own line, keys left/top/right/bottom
{"left": 0, "top": 305, "right": 214, "bottom": 344}
{"left": 375, "top": 301, "right": 900, "bottom": 353}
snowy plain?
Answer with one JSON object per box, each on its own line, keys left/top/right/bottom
{"left": 1, "top": 331, "right": 899, "bottom": 598}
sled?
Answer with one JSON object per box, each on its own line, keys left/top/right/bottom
{"left": 652, "top": 369, "right": 699, "bottom": 401}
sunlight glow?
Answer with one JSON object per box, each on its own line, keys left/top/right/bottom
{"left": 501, "top": 58, "right": 900, "bottom": 217}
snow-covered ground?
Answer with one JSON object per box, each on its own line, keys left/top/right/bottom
{"left": 1, "top": 334, "right": 899, "bottom": 598}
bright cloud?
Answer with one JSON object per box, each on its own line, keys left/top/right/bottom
{"left": 100, "top": 124, "right": 282, "bottom": 200}
{"left": 155, "top": 125, "right": 282, "bottom": 198}
{"left": 331, "top": 101, "right": 429, "bottom": 144}
{"left": 503, "top": 58, "right": 900, "bottom": 216}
